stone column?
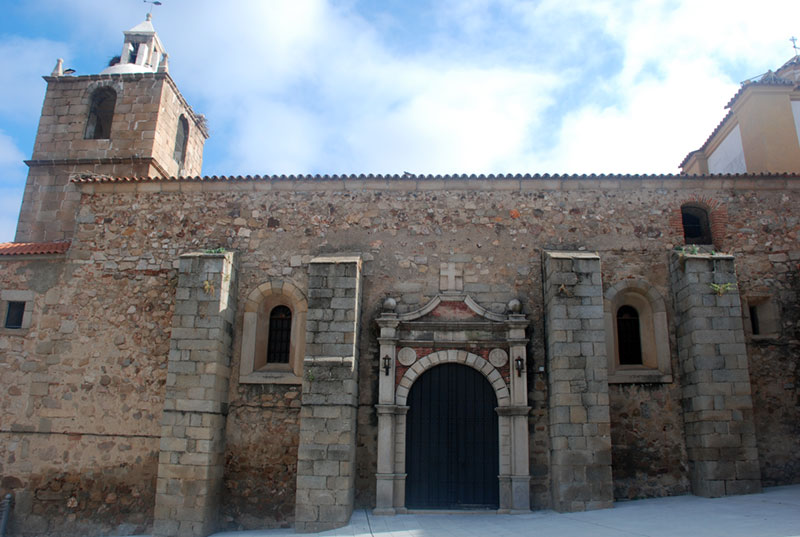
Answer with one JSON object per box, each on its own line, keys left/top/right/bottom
{"left": 374, "top": 304, "right": 399, "bottom": 515}
{"left": 670, "top": 252, "right": 761, "bottom": 497}
{"left": 153, "top": 252, "right": 238, "bottom": 537}
{"left": 505, "top": 309, "right": 531, "bottom": 513}
{"left": 294, "top": 255, "right": 363, "bottom": 533}
{"left": 543, "top": 251, "right": 613, "bottom": 512}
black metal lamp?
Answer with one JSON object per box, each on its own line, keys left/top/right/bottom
{"left": 382, "top": 355, "right": 391, "bottom": 376}
{"left": 515, "top": 356, "right": 525, "bottom": 377}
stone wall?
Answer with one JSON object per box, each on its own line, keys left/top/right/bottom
{"left": 294, "top": 256, "right": 362, "bottom": 533}
{"left": 16, "top": 72, "right": 205, "bottom": 242}
{"left": 153, "top": 252, "right": 238, "bottom": 537}
{"left": 2, "top": 176, "right": 799, "bottom": 534}
{"left": 670, "top": 252, "right": 761, "bottom": 497}
{"left": 0, "top": 249, "right": 171, "bottom": 535}
{"left": 219, "top": 384, "right": 301, "bottom": 530}
{"left": 609, "top": 384, "right": 690, "bottom": 499}
{"left": 543, "top": 251, "right": 613, "bottom": 512}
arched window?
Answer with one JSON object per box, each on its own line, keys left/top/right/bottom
{"left": 266, "top": 305, "right": 292, "bottom": 364}
{"left": 173, "top": 115, "right": 189, "bottom": 169}
{"left": 681, "top": 204, "right": 712, "bottom": 245}
{"left": 616, "top": 305, "right": 642, "bottom": 365}
{"left": 240, "top": 280, "right": 307, "bottom": 384}
{"left": 604, "top": 280, "right": 673, "bottom": 383}
{"left": 84, "top": 87, "right": 116, "bottom": 140}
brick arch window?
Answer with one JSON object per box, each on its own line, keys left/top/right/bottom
{"left": 240, "top": 280, "right": 307, "bottom": 384}
{"left": 681, "top": 204, "right": 713, "bottom": 245}
{"left": 84, "top": 87, "right": 116, "bottom": 139}
{"left": 604, "top": 279, "right": 673, "bottom": 383}
{"left": 173, "top": 114, "right": 189, "bottom": 170}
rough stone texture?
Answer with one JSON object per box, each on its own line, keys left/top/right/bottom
{"left": 153, "top": 252, "right": 237, "bottom": 537}
{"left": 2, "top": 178, "right": 800, "bottom": 534}
{"left": 16, "top": 72, "right": 205, "bottom": 243}
{"left": 609, "top": 384, "right": 690, "bottom": 499}
{"left": 543, "top": 251, "right": 613, "bottom": 512}
{"left": 670, "top": 252, "right": 762, "bottom": 497}
{"left": 0, "top": 249, "right": 171, "bottom": 536}
{"left": 219, "top": 383, "right": 301, "bottom": 531}
{"left": 294, "top": 257, "right": 362, "bottom": 533}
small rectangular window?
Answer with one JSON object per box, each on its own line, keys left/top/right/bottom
{"left": 746, "top": 297, "right": 780, "bottom": 338}
{"left": 5, "top": 301, "right": 25, "bottom": 329}
{"left": 749, "top": 305, "right": 760, "bottom": 335}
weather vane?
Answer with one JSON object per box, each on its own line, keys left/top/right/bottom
{"left": 144, "top": 0, "right": 163, "bottom": 14}
{"left": 791, "top": 36, "right": 799, "bottom": 57}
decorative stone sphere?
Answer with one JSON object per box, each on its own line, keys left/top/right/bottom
{"left": 507, "top": 298, "right": 522, "bottom": 313}
{"left": 383, "top": 297, "right": 397, "bottom": 311}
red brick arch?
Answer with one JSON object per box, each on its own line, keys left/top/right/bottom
{"left": 668, "top": 195, "right": 728, "bottom": 249}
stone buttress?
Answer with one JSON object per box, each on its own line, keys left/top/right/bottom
{"left": 294, "top": 255, "right": 363, "bottom": 532}
{"left": 543, "top": 251, "right": 614, "bottom": 512}
{"left": 670, "top": 252, "right": 761, "bottom": 497}
{"left": 153, "top": 252, "right": 238, "bottom": 537}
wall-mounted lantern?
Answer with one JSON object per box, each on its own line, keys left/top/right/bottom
{"left": 515, "top": 356, "right": 525, "bottom": 377}
{"left": 382, "top": 355, "right": 392, "bottom": 376}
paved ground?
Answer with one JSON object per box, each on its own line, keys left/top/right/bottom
{"left": 205, "top": 484, "right": 800, "bottom": 537}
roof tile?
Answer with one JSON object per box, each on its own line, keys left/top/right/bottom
{"left": 0, "top": 241, "right": 71, "bottom": 256}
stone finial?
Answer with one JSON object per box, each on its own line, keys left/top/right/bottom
{"left": 51, "top": 58, "right": 63, "bottom": 77}
{"left": 507, "top": 298, "right": 522, "bottom": 313}
{"left": 382, "top": 297, "right": 397, "bottom": 311}
{"left": 158, "top": 53, "right": 169, "bottom": 73}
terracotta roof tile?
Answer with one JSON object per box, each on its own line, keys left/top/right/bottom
{"left": 0, "top": 241, "right": 71, "bottom": 256}
{"left": 71, "top": 172, "right": 800, "bottom": 183}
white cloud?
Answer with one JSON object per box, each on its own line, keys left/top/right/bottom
{"left": 3, "top": 0, "right": 800, "bottom": 184}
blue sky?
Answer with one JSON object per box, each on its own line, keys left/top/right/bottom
{"left": 0, "top": 0, "right": 798, "bottom": 243}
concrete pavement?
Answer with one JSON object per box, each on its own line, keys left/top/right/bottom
{"left": 206, "top": 484, "right": 800, "bottom": 537}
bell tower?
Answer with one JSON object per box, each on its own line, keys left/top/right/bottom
{"left": 15, "top": 14, "right": 208, "bottom": 243}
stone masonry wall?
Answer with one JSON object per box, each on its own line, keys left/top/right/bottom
{"left": 3, "top": 176, "right": 798, "bottom": 535}
{"left": 153, "top": 252, "right": 237, "bottom": 537}
{"left": 670, "top": 252, "right": 762, "bottom": 497}
{"left": 17, "top": 72, "right": 204, "bottom": 242}
{"left": 219, "top": 383, "right": 301, "bottom": 531}
{"left": 294, "top": 256, "right": 362, "bottom": 533}
{"left": 543, "top": 251, "right": 613, "bottom": 512}
{"left": 0, "top": 247, "right": 173, "bottom": 535}
{"left": 609, "top": 384, "right": 690, "bottom": 499}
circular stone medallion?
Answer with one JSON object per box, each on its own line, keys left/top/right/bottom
{"left": 488, "top": 348, "right": 508, "bottom": 368}
{"left": 397, "top": 347, "right": 417, "bottom": 366}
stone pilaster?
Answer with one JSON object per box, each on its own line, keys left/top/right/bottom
{"left": 153, "top": 252, "right": 237, "bottom": 537}
{"left": 670, "top": 252, "right": 761, "bottom": 497}
{"left": 543, "top": 251, "right": 613, "bottom": 512}
{"left": 294, "top": 255, "right": 363, "bottom": 533}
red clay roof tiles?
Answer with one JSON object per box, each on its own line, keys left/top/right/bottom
{"left": 0, "top": 241, "right": 71, "bottom": 256}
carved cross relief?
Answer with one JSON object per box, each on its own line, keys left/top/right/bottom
{"left": 439, "top": 262, "right": 463, "bottom": 292}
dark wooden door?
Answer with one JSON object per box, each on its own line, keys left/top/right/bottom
{"left": 405, "top": 363, "right": 499, "bottom": 509}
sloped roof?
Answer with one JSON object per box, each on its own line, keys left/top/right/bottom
{"left": 0, "top": 241, "right": 71, "bottom": 256}
{"left": 679, "top": 71, "right": 798, "bottom": 169}
{"left": 70, "top": 171, "right": 800, "bottom": 184}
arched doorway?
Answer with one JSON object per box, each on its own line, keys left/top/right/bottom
{"left": 405, "top": 363, "right": 499, "bottom": 509}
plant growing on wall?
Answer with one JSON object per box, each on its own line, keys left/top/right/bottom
{"left": 709, "top": 282, "right": 736, "bottom": 296}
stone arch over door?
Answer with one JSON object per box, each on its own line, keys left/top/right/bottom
{"left": 396, "top": 350, "right": 510, "bottom": 405}
{"left": 374, "top": 294, "right": 531, "bottom": 515}
{"left": 397, "top": 351, "right": 510, "bottom": 510}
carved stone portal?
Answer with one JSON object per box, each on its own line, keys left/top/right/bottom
{"left": 374, "top": 294, "right": 531, "bottom": 514}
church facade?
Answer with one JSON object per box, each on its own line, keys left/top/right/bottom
{"left": 0, "top": 16, "right": 798, "bottom": 537}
